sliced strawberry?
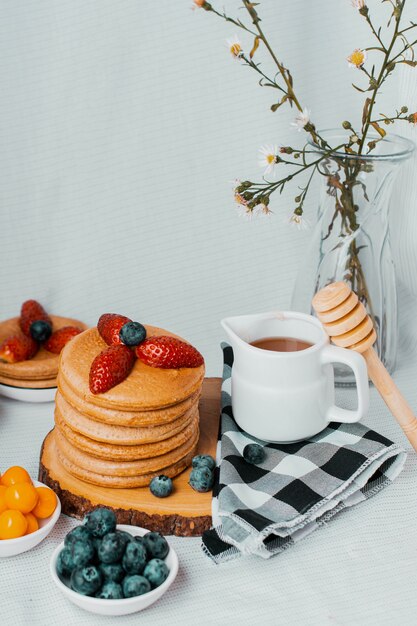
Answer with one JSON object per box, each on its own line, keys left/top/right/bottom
{"left": 44, "top": 326, "right": 82, "bottom": 354}
{"left": 20, "top": 300, "right": 51, "bottom": 337}
{"left": 135, "top": 336, "right": 204, "bottom": 369}
{"left": 0, "top": 334, "right": 39, "bottom": 363}
{"left": 89, "top": 344, "right": 136, "bottom": 394}
{"left": 97, "top": 314, "right": 132, "bottom": 345}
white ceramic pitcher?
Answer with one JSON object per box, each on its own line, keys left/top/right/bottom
{"left": 221, "top": 311, "right": 369, "bottom": 443}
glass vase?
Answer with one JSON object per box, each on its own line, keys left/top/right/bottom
{"left": 291, "top": 131, "right": 415, "bottom": 385}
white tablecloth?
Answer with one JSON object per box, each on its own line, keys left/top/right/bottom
{"left": 1, "top": 284, "right": 417, "bottom": 626}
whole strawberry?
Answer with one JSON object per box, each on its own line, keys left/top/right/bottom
{"left": 97, "top": 314, "right": 132, "bottom": 346}
{"left": 136, "top": 336, "right": 204, "bottom": 369}
{"left": 44, "top": 326, "right": 82, "bottom": 354}
{"left": 0, "top": 334, "right": 39, "bottom": 363}
{"left": 20, "top": 300, "right": 51, "bottom": 337}
{"left": 89, "top": 344, "right": 136, "bottom": 394}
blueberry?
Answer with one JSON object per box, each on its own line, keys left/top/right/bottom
{"left": 96, "top": 581, "right": 124, "bottom": 599}
{"left": 243, "top": 443, "right": 266, "bottom": 465}
{"left": 133, "top": 535, "right": 149, "bottom": 558}
{"left": 116, "top": 529, "right": 134, "bottom": 546}
{"left": 84, "top": 508, "right": 116, "bottom": 538}
{"left": 122, "top": 541, "right": 147, "bottom": 574}
{"left": 70, "top": 539, "right": 95, "bottom": 568}
{"left": 149, "top": 475, "right": 173, "bottom": 498}
{"left": 143, "top": 532, "right": 169, "bottom": 560}
{"left": 92, "top": 536, "right": 103, "bottom": 552}
{"left": 64, "top": 525, "right": 93, "bottom": 547}
{"left": 189, "top": 466, "right": 214, "bottom": 493}
{"left": 122, "top": 575, "right": 151, "bottom": 598}
{"left": 98, "top": 532, "right": 126, "bottom": 564}
{"left": 143, "top": 559, "right": 169, "bottom": 588}
{"left": 56, "top": 547, "right": 76, "bottom": 578}
{"left": 99, "top": 562, "right": 125, "bottom": 584}
{"left": 192, "top": 454, "right": 216, "bottom": 471}
{"left": 30, "top": 320, "right": 52, "bottom": 342}
{"left": 119, "top": 322, "right": 146, "bottom": 347}
{"left": 71, "top": 565, "right": 102, "bottom": 596}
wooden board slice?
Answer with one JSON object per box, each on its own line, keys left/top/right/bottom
{"left": 39, "top": 377, "right": 221, "bottom": 537}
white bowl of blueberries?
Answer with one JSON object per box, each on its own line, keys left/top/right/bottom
{"left": 50, "top": 508, "right": 179, "bottom": 616}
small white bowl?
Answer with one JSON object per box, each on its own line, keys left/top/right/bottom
{"left": 50, "top": 524, "right": 179, "bottom": 616}
{"left": 0, "top": 481, "right": 61, "bottom": 557}
{"left": 0, "top": 382, "right": 56, "bottom": 403}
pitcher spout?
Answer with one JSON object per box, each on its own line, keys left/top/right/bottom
{"left": 221, "top": 313, "right": 271, "bottom": 350}
{"left": 221, "top": 311, "right": 289, "bottom": 352}
{"left": 220, "top": 317, "right": 240, "bottom": 350}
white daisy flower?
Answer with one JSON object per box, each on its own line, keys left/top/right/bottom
{"left": 259, "top": 145, "right": 280, "bottom": 175}
{"left": 291, "top": 108, "right": 311, "bottom": 131}
{"left": 226, "top": 35, "right": 243, "bottom": 59}
{"left": 347, "top": 48, "right": 367, "bottom": 68}
{"left": 351, "top": 0, "right": 366, "bottom": 9}
{"left": 287, "top": 211, "right": 310, "bottom": 230}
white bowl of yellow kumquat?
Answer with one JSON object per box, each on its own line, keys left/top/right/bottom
{"left": 0, "top": 466, "right": 61, "bottom": 557}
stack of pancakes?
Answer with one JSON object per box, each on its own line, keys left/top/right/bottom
{"left": 52, "top": 325, "right": 205, "bottom": 488}
{"left": 0, "top": 316, "right": 87, "bottom": 389}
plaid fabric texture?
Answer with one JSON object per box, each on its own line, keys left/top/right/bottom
{"left": 202, "top": 344, "right": 407, "bottom": 563}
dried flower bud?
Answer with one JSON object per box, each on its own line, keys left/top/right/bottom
{"left": 237, "top": 181, "right": 253, "bottom": 192}
{"left": 280, "top": 146, "right": 293, "bottom": 154}
{"left": 258, "top": 195, "right": 270, "bottom": 206}
{"left": 294, "top": 153, "right": 300, "bottom": 159}
{"left": 342, "top": 121, "right": 352, "bottom": 130}
{"left": 242, "top": 191, "right": 254, "bottom": 201}
{"left": 193, "top": 0, "right": 212, "bottom": 9}
{"left": 359, "top": 6, "right": 369, "bottom": 16}
{"left": 294, "top": 195, "right": 302, "bottom": 203}
{"left": 303, "top": 122, "right": 315, "bottom": 133}
{"left": 386, "top": 62, "right": 396, "bottom": 74}
{"left": 401, "top": 106, "right": 409, "bottom": 114}
{"left": 369, "top": 78, "right": 378, "bottom": 90}
{"left": 368, "top": 140, "right": 377, "bottom": 150}
{"left": 361, "top": 163, "right": 374, "bottom": 174}
{"left": 408, "top": 113, "right": 417, "bottom": 125}
{"left": 294, "top": 207, "right": 303, "bottom": 216}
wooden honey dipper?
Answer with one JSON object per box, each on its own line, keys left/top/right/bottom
{"left": 312, "top": 281, "right": 417, "bottom": 451}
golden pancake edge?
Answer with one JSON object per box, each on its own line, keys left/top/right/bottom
{"left": 55, "top": 391, "right": 198, "bottom": 444}
{"left": 57, "top": 373, "right": 201, "bottom": 427}
{"left": 55, "top": 409, "right": 199, "bottom": 460}
{"left": 55, "top": 426, "right": 199, "bottom": 478}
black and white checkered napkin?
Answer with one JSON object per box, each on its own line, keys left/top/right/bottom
{"left": 202, "top": 344, "right": 407, "bottom": 563}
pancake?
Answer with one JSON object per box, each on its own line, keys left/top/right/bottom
{"left": 55, "top": 425, "right": 199, "bottom": 477}
{"left": 0, "top": 374, "right": 57, "bottom": 389}
{"left": 0, "top": 316, "right": 88, "bottom": 380}
{"left": 56, "top": 443, "right": 197, "bottom": 488}
{"left": 58, "top": 374, "right": 201, "bottom": 427}
{"left": 55, "top": 410, "right": 199, "bottom": 460}
{"left": 59, "top": 326, "right": 205, "bottom": 411}
{"left": 55, "top": 391, "right": 198, "bottom": 444}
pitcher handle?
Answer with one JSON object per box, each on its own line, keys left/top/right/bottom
{"left": 320, "top": 344, "right": 369, "bottom": 424}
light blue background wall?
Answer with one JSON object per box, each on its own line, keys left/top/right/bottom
{"left": 0, "top": 0, "right": 412, "bottom": 375}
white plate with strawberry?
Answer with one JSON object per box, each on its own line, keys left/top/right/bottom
{"left": 0, "top": 300, "right": 87, "bottom": 403}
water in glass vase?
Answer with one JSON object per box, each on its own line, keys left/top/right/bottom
{"left": 291, "top": 131, "right": 415, "bottom": 385}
